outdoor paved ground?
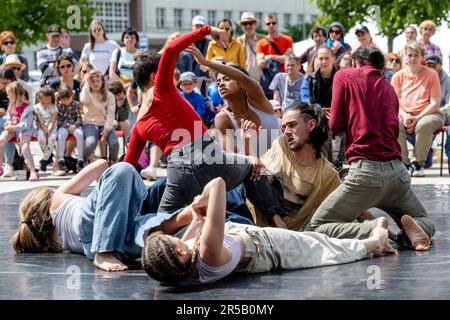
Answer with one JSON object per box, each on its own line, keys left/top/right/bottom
{"left": 0, "top": 141, "right": 449, "bottom": 300}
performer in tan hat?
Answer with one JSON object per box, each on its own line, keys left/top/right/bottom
{"left": 237, "top": 12, "right": 264, "bottom": 81}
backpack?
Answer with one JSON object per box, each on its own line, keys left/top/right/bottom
{"left": 12, "top": 146, "right": 26, "bottom": 170}
{"left": 259, "top": 37, "right": 282, "bottom": 100}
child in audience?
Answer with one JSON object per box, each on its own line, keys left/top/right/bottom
{"left": 34, "top": 87, "right": 58, "bottom": 172}
{"left": 179, "top": 71, "right": 206, "bottom": 120}
{"left": 56, "top": 84, "right": 84, "bottom": 174}
{"left": 0, "top": 81, "right": 38, "bottom": 180}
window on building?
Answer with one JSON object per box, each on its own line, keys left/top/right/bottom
{"left": 310, "top": 15, "right": 318, "bottom": 23}
{"left": 156, "top": 8, "right": 165, "bottom": 29}
{"left": 284, "top": 13, "right": 291, "bottom": 28}
{"left": 297, "top": 14, "right": 304, "bottom": 26}
{"left": 224, "top": 11, "right": 233, "bottom": 21}
{"left": 207, "top": 10, "right": 216, "bottom": 25}
{"left": 191, "top": 9, "right": 200, "bottom": 22}
{"left": 174, "top": 8, "right": 183, "bottom": 29}
{"left": 89, "top": 0, "right": 130, "bottom": 33}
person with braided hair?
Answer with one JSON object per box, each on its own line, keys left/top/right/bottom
{"left": 142, "top": 177, "right": 397, "bottom": 285}
{"left": 11, "top": 160, "right": 187, "bottom": 272}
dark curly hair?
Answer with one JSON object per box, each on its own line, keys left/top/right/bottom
{"left": 352, "top": 45, "right": 385, "bottom": 71}
{"left": 284, "top": 101, "right": 330, "bottom": 158}
{"left": 133, "top": 49, "right": 161, "bottom": 90}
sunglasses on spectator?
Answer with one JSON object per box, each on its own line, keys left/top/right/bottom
{"left": 241, "top": 21, "right": 255, "bottom": 26}
{"left": 59, "top": 64, "right": 72, "bottom": 69}
{"left": 11, "top": 66, "right": 22, "bottom": 71}
{"left": 266, "top": 21, "right": 277, "bottom": 26}
{"left": 330, "top": 29, "right": 342, "bottom": 34}
{"left": 3, "top": 41, "right": 15, "bottom": 46}
{"left": 220, "top": 27, "right": 231, "bottom": 31}
{"left": 389, "top": 58, "right": 401, "bottom": 63}
{"left": 91, "top": 28, "right": 103, "bottom": 33}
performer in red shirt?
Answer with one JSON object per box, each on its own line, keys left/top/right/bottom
{"left": 125, "top": 26, "right": 261, "bottom": 213}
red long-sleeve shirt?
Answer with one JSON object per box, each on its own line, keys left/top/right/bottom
{"left": 330, "top": 65, "right": 401, "bottom": 164}
{"left": 124, "top": 27, "right": 209, "bottom": 165}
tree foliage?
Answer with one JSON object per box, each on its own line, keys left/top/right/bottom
{"left": 0, "top": 0, "right": 95, "bottom": 50}
{"left": 285, "top": 22, "right": 315, "bottom": 42}
{"left": 314, "top": 0, "right": 450, "bottom": 50}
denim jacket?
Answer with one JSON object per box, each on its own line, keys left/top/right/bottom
{"left": 6, "top": 103, "right": 35, "bottom": 138}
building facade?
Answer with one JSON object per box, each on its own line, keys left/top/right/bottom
{"left": 23, "top": 0, "right": 320, "bottom": 69}
{"left": 141, "top": 0, "right": 320, "bottom": 47}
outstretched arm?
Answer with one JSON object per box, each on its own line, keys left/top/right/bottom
{"left": 186, "top": 45, "right": 274, "bottom": 114}
{"left": 50, "top": 160, "right": 109, "bottom": 211}
{"left": 57, "top": 159, "right": 109, "bottom": 196}
{"left": 156, "top": 26, "right": 228, "bottom": 91}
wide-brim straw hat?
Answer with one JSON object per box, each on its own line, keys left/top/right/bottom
{"left": 1, "top": 54, "right": 26, "bottom": 71}
{"left": 238, "top": 12, "right": 259, "bottom": 26}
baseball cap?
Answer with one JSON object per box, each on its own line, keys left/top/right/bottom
{"left": 425, "top": 55, "right": 442, "bottom": 65}
{"left": 180, "top": 71, "right": 197, "bottom": 82}
{"left": 48, "top": 24, "right": 62, "bottom": 35}
{"left": 192, "top": 15, "right": 207, "bottom": 26}
{"left": 355, "top": 25, "right": 370, "bottom": 34}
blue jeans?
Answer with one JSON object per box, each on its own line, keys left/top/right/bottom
{"left": 76, "top": 162, "right": 161, "bottom": 261}
{"left": 141, "top": 177, "right": 254, "bottom": 226}
{"left": 83, "top": 124, "right": 119, "bottom": 162}
{"left": 445, "top": 129, "right": 450, "bottom": 158}
{"left": 158, "top": 135, "right": 253, "bottom": 213}
{"left": 0, "top": 116, "right": 15, "bottom": 164}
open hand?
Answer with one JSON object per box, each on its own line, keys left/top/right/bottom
{"left": 210, "top": 27, "right": 229, "bottom": 49}
{"left": 186, "top": 45, "right": 209, "bottom": 66}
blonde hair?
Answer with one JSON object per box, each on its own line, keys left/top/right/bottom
{"left": 88, "top": 69, "right": 108, "bottom": 102}
{"left": 159, "top": 32, "right": 181, "bottom": 54}
{"left": 419, "top": 20, "right": 436, "bottom": 36}
{"left": 89, "top": 20, "right": 108, "bottom": 50}
{"left": 0, "top": 31, "right": 16, "bottom": 46}
{"left": 403, "top": 41, "right": 425, "bottom": 58}
{"left": 11, "top": 187, "right": 62, "bottom": 253}
{"left": 75, "top": 58, "right": 94, "bottom": 83}
{"left": 6, "top": 81, "right": 26, "bottom": 106}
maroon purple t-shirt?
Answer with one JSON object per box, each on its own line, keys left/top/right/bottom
{"left": 330, "top": 65, "right": 401, "bottom": 164}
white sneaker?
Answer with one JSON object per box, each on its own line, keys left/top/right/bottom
{"left": 2, "top": 164, "right": 14, "bottom": 178}
{"left": 140, "top": 166, "right": 157, "bottom": 181}
{"left": 411, "top": 166, "right": 425, "bottom": 177}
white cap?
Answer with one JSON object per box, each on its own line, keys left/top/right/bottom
{"left": 192, "top": 15, "right": 207, "bottom": 26}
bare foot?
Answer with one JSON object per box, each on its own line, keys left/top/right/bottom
{"left": 94, "top": 253, "right": 128, "bottom": 272}
{"left": 401, "top": 215, "right": 431, "bottom": 251}
{"left": 272, "top": 214, "right": 287, "bottom": 229}
{"left": 363, "top": 217, "right": 398, "bottom": 256}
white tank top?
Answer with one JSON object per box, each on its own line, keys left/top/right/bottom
{"left": 185, "top": 235, "right": 242, "bottom": 284}
{"left": 51, "top": 196, "right": 84, "bottom": 254}
{"left": 222, "top": 101, "right": 281, "bottom": 156}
